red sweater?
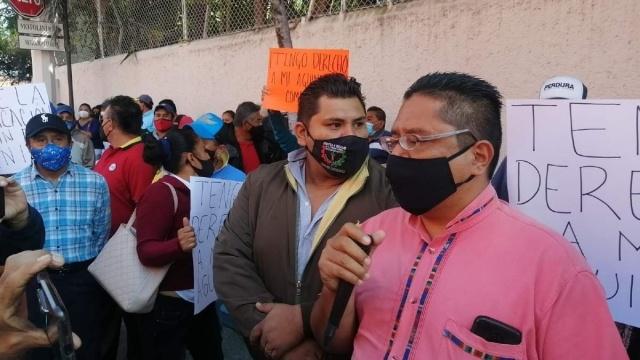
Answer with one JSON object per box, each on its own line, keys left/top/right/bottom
{"left": 94, "top": 139, "right": 156, "bottom": 236}
{"left": 135, "top": 175, "right": 193, "bottom": 291}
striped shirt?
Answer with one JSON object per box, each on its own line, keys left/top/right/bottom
{"left": 12, "top": 162, "right": 111, "bottom": 263}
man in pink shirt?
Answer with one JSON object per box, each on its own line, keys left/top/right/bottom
{"left": 311, "top": 72, "right": 627, "bottom": 359}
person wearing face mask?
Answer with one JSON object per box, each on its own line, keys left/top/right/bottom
{"left": 214, "top": 101, "right": 285, "bottom": 173}
{"left": 93, "top": 96, "right": 157, "bottom": 359}
{"left": 152, "top": 101, "right": 178, "bottom": 139}
{"left": 12, "top": 113, "right": 111, "bottom": 360}
{"left": 135, "top": 127, "right": 223, "bottom": 359}
{"left": 56, "top": 105, "right": 95, "bottom": 168}
{"left": 365, "top": 106, "right": 391, "bottom": 165}
{"left": 311, "top": 72, "right": 626, "bottom": 359}
{"left": 190, "top": 113, "right": 246, "bottom": 182}
{"left": 214, "top": 74, "right": 396, "bottom": 359}
{"left": 76, "top": 102, "right": 105, "bottom": 160}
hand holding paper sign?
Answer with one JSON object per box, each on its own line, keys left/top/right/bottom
{"left": 177, "top": 217, "right": 196, "bottom": 252}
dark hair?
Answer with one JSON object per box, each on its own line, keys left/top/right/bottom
{"left": 298, "top": 73, "right": 366, "bottom": 125}
{"left": 159, "top": 99, "right": 177, "bottom": 114}
{"left": 79, "top": 103, "right": 91, "bottom": 110}
{"left": 222, "top": 110, "right": 235, "bottom": 118}
{"left": 234, "top": 102, "right": 260, "bottom": 127}
{"left": 404, "top": 72, "right": 503, "bottom": 176}
{"left": 366, "top": 106, "right": 386, "bottom": 124}
{"left": 102, "top": 95, "right": 143, "bottom": 135}
{"left": 143, "top": 127, "right": 199, "bottom": 174}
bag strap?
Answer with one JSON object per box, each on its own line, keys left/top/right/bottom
{"left": 125, "top": 182, "right": 178, "bottom": 231}
{"left": 125, "top": 210, "right": 136, "bottom": 229}
{"left": 162, "top": 182, "right": 179, "bottom": 215}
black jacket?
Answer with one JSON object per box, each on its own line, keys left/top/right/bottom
{"left": 215, "top": 116, "right": 286, "bottom": 172}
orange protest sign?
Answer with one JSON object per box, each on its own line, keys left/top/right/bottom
{"left": 263, "top": 48, "right": 350, "bottom": 113}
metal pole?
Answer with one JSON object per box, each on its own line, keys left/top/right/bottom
{"left": 61, "top": 0, "right": 74, "bottom": 110}
{"left": 182, "top": 0, "right": 188, "bottom": 41}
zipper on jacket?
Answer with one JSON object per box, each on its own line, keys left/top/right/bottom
{"left": 295, "top": 280, "right": 303, "bottom": 303}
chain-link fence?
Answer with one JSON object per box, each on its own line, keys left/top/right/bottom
{"left": 56, "top": 0, "right": 413, "bottom": 65}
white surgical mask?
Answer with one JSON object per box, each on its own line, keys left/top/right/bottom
{"left": 78, "top": 110, "right": 90, "bottom": 119}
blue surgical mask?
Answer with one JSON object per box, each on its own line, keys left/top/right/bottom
{"left": 65, "top": 121, "right": 75, "bottom": 130}
{"left": 31, "top": 143, "right": 72, "bottom": 171}
{"left": 366, "top": 122, "right": 375, "bottom": 136}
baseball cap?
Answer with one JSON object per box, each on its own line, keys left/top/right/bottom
{"left": 177, "top": 115, "right": 194, "bottom": 129}
{"left": 55, "top": 104, "right": 74, "bottom": 116}
{"left": 539, "top": 76, "right": 588, "bottom": 100}
{"left": 138, "top": 94, "right": 153, "bottom": 107}
{"left": 155, "top": 102, "right": 177, "bottom": 115}
{"left": 190, "top": 113, "right": 224, "bottom": 140}
{"left": 25, "top": 113, "right": 71, "bottom": 139}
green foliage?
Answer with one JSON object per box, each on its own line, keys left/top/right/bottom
{"left": 0, "top": 4, "right": 32, "bottom": 84}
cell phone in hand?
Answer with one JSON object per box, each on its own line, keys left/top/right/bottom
{"left": 35, "top": 272, "right": 76, "bottom": 360}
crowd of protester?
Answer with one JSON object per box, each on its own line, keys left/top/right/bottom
{"left": 0, "top": 72, "right": 636, "bottom": 360}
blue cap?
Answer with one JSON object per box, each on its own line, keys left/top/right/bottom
{"left": 190, "top": 113, "right": 224, "bottom": 140}
{"left": 55, "top": 104, "right": 74, "bottom": 116}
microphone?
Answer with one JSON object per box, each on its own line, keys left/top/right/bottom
{"left": 323, "top": 239, "right": 372, "bottom": 347}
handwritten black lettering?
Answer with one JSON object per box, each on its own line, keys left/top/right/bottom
{"left": 631, "top": 171, "right": 640, "bottom": 221}
{"left": 516, "top": 159, "right": 541, "bottom": 205}
{"left": 636, "top": 106, "right": 639, "bottom": 156}
{"left": 595, "top": 270, "right": 620, "bottom": 300}
{"left": 545, "top": 164, "right": 570, "bottom": 214}
{"left": 579, "top": 166, "right": 621, "bottom": 220}
{"left": 562, "top": 221, "right": 584, "bottom": 257}
{"left": 569, "top": 103, "right": 622, "bottom": 158}
{"left": 510, "top": 104, "right": 556, "bottom": 151}
{"left": 618, "top": 231, "right": 640, "bottom": 261}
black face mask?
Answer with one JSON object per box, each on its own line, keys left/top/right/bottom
{"left": 193, "top": 155, "right": 215, "bottom": 178}
{"left": 99, "top": 121, "right": 111, "bottom": 142}
{"left": 306, "top": 130, "right": 369, "bottom": 179}
{"left": 385, "top": 144, "right": 476, "bottom": 215}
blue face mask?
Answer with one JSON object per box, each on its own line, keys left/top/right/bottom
{"left": 31, "top": 143, "right": 72, "bottom": 172}
{"left": 366, "top": 122, "right": 375, "bottom": 136}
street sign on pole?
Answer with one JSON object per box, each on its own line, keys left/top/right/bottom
{"left": 18, "top": 19, "right": 63, "bottom": 37}
{"left": 8, "top": 0, "right": 45, "bottom": 18}
{"left": 19, "top": 35, "right": 65, "bottom": 51}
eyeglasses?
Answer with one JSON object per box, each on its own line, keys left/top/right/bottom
{"left": 380, "top": 129, "right": 475, "bottom": 152}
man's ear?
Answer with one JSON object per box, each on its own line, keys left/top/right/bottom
{"left": 469, "top": 140, "right": 494, "bottom": 176}
{"left": 294, "top": 122, "right": 309, "bottom": 148}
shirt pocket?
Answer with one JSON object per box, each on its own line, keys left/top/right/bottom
{"left": 438, "top": 318, "right": 525, "bottom": 360}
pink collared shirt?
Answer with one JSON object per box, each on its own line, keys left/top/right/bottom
{"left": 355, "top": 186, "right": 626, "bottom": 359}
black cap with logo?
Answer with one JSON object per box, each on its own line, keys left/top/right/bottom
{"left": 25, "top": 113, "right": 71, "bottom": 139}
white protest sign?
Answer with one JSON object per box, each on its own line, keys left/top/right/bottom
{"left": 190, "top": 176, "right": 243, "bottom": 314}
{"left": 507, "top": 100, "right": 640, "bottom": 327}
{"left": 0, "top": 83, "right": 50, "bottom": 175}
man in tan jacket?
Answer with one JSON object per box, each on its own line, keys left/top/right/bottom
{"left": 214, "top": 74, "right": 396, "bottom": 359}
